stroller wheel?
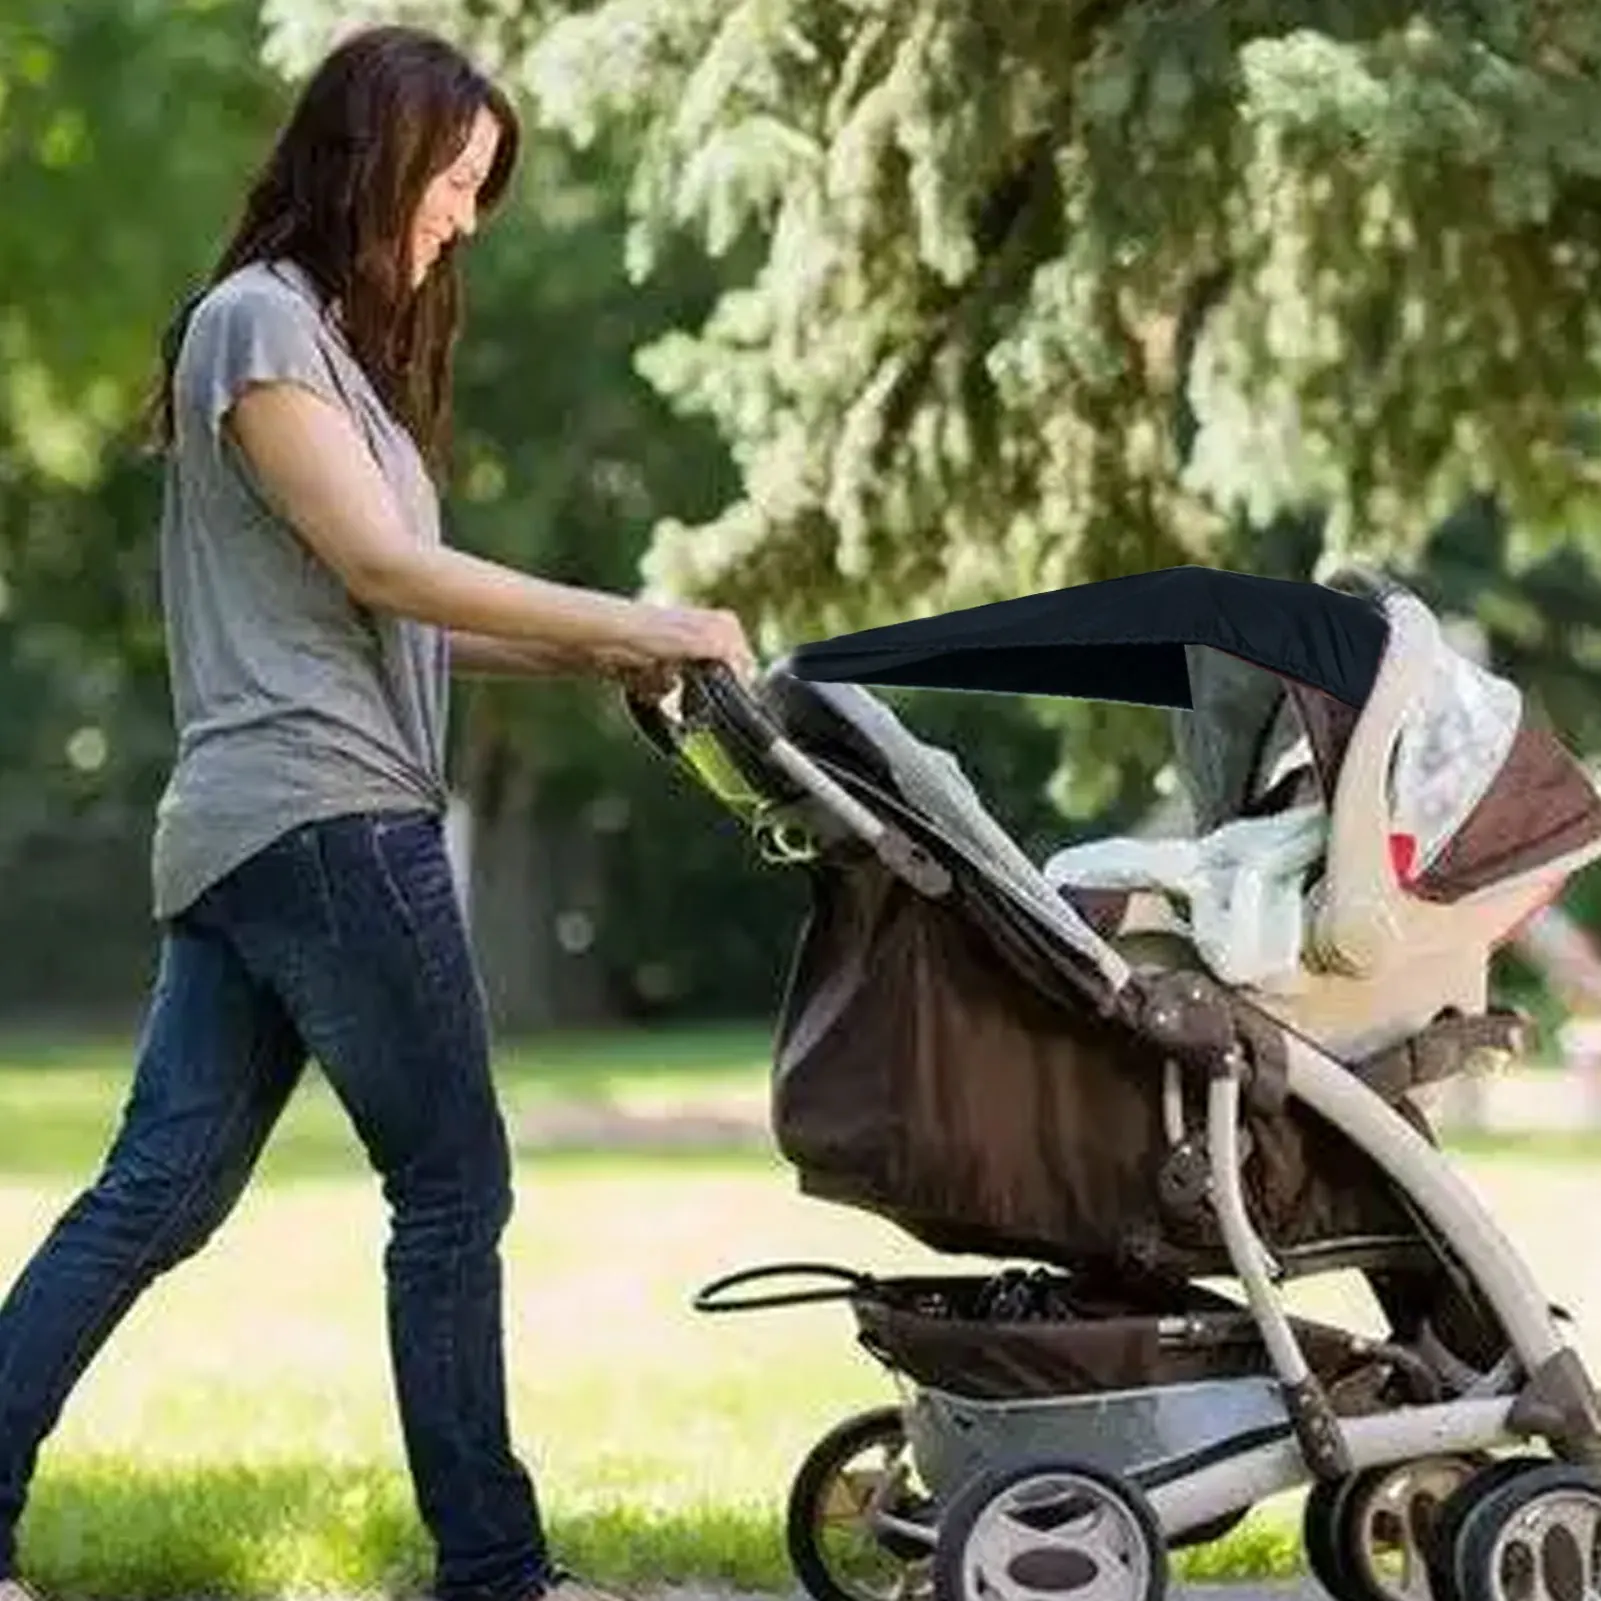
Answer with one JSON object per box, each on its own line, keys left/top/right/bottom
{"left": 1303, "top": 1455, "right": 1484, "bottom": 1601}
{"left": 932, "top": 1456, "right": 1165, "bottom": 1601}
{"left": 1440, "top": 1459, "right": 1601, "bottom": 1601}
{"left": 1424, "top": 1456, "right": 1551, "bottom": 1601}
{"left": 786, "top": 1405, "right": 934, "bottom": 1601}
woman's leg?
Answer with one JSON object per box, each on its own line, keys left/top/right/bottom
{"left": 195, "top": 813, "right": 549, "bottom": 1601}
{"left": 0, "top": 921, "right": 306, "bottom": 1577}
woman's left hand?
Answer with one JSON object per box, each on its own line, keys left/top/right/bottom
{"left": 596, "top": 650, "right": 679, "bottom": 701}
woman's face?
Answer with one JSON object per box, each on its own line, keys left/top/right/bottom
{"left": 410, "top": 105, "right": 501, "bottom": 286}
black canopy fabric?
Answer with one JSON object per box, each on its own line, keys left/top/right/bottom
{"left": 787, "top": 565, "right": 1390, "bottom": 710}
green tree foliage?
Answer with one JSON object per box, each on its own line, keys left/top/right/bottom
{"left": 0, "top": 0, "right": 284, "bottom": 485}
{"left": 0, "top": 0, "right": 286, "bottom": 776}
{"left": 0, "top": 1, "right": 284, "bottom": 850}
{"left": 267, "top": 0, "right": 1601, "bottom": 644}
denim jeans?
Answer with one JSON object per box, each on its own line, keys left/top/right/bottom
{"left": 0, "top": 812, "right": 552, "bottom": 1601}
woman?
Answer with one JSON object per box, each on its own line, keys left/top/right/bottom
{"left": 0, "top": 25, "right": 752, "bottom": 1601}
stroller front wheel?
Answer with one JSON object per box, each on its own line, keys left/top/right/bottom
{"left": 931, "top": 1456, "right": 1166, "bottom": 1601}
{"left": 786, "top": 1404, "right": 934, "bottom": 1601}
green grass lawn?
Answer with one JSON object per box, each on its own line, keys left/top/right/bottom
{"left": 0, "top": 1028, "right": 1595, "bottom": 1597}
{"left": 0, "top": 1023, "right": 772, "bottom": 1181}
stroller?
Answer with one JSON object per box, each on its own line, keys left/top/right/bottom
{"left": 627, "top": 566, "right": 1601, "bottom": 1601}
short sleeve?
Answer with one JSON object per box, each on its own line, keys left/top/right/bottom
{"left": 175, "top": 275, "right": 347, "bottom": 445}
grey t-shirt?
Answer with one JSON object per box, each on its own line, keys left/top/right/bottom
{"left": 150, "top": 258, "right": 450, "bottom": 920}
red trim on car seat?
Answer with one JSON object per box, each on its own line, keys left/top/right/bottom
{"left": 1389, "top": 832, "right": 1419, "bottom": 884}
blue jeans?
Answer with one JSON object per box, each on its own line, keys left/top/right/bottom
{"left": 0, "top": 812, "right": 553, "bottom": 1601}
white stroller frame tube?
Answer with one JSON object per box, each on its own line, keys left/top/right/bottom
{"left": 758, "top": 727, "right": 1133, "bottom": 983}
{"left": 1148, "top": 1031, "right": 1574, "bottom": 1537}
{"left": 1280, "top": 1032, "right": 1565, "bottom": 1374}
{"left": 1206, "top": 1066, "right": 1309, "bottom": 1390}
{"left": 1157, "top": 1025, "right": 1581, "bottom": 1535}
{"left": 763, "top": 738, "right": 955, "bottom": 900}
{"left": 1146, "top": 1396, "right": 1520, "bottom": 1537}
{"left": 1214, "top": 1036, "right": 1567, "bottom": 1376}
{"left": 765, "top": 740, "right": 891, "bottom": 849}
{"left": 1287, "top": 1037, "right": 1562, "bottom": 1376}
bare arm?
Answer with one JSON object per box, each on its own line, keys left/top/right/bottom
{"left": 225, "top": 381, "right": 753, "bottom": 676}
{"left": 448, "top": 632, "right": 586, "bottom": 678}
{"left": 447, "top": 635, "right": 678, "bottom": 706}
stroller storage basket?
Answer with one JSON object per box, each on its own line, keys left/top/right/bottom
{"left": 694, "top": 1263, "right": 1394, "bottom": 1408}
{"left": 855, "top": 1276, "right": 1392, "bottom": 1407}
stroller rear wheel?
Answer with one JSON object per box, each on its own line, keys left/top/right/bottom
{"left": 787, "top": 1404, "right": 934, "bottom": 1601}
{"left": 932, "top": 1456, "right": 1165, "bottom": 1601}
{"left": 1302, "top": 1455, "right": 1484, "bottom": 1601}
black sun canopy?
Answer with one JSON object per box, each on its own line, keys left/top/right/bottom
{"left": 787, "top": 566, "right": 1389, "bottom": 710}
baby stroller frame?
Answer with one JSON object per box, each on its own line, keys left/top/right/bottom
{"left": 630, "top": 569, "right": 1601, "bottom": 1601}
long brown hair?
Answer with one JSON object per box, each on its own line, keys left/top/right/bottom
{"left": 151, "top": 24, "right": 519, "bottom": 473}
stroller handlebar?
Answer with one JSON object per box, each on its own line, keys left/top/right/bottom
{"left": 621, "top": 661, "right": 778, "bottom": 762}
{"left": 625, "top": 659, "right": 956, "bottom": 900}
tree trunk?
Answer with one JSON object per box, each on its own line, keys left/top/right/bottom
{"left": 469, "top": 746, "right": 558, "bottom": 1033}
{"left": 458, "top": 705, "right": 614, "bottom": 1034}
